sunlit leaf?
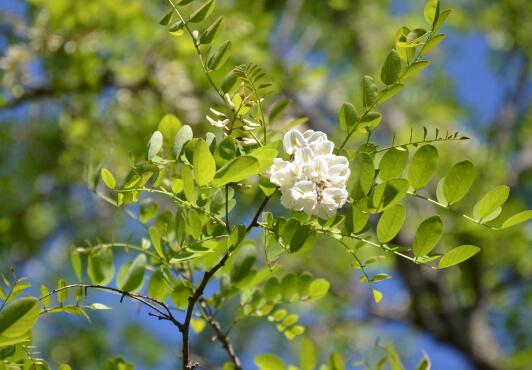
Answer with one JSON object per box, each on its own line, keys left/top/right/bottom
{"left": 377, "top": 204, "right": 406, "bottom": 243}
{"left": 438, "top": 245, "right": 480, "bottom": 269}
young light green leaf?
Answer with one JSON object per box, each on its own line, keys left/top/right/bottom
{"left": 70, "top": 246, "right": 82, "bottom": 281}
{"left": 402, "top": 60, "right": 431, "bottom": 79}
{"left": 199, "top": 16, "right": 223, "bottom": 44}
{"left": 443, "top": 160, "right": 475, "bottom": 205}
{"left": 329, "top": 352, "right": 345, "bottom": 370}
{"left": 501, "top": 210, "right": 532, "bottom": 229}
{"left": 412, "top": 216, "right": 443, "bottom": 257}
{"left": 117, "top": 254, "right": 147, "bottom": 293}
{"left": 438, "top": 245, "right": 480, "bottom": 269}
{"left": 473, "top": 185, "right": 510, "bottom": 220}
{"left": 57, "top": 279, "right": 67, "bottom": 305}
{"left": 87, "top": 247, "right": 114, "bottom": 285}
{"left": 377, "top": 204, "right": 406, "bottom": 243}
{"left": 40, "top": 285, "right": 51, "bottom": 307}
{"left": 424, "top": 0, "right": 440, "bottom": 26}
{"left": 189, "top": 0, "right": 215, "bottom": 23}
{"left": 193, "top": 139, "right": 216, "bottom": 186}
{"left": 356, "top": 111, "right": 382, "bottom": 132}
{"left": 379, "top": 147, "right": 408, "bottom": 181}
{"left": 89, "top": 303, "right": 112, "bottom": 310}
{"left": 173, "top": 125, "right": 193, "bottom": 159}
{"left": 379, "top": 83, "right": 404, "bottom": 103}
{"left": 307, "top": 278, "right": 330, "bottom": 301}
{"left": 147, "top": 131, "right": 163, "bottom": 161}
{"left": 361, "top": 75, "right": 379, "bottom": 107}
{"left": 339, "top": 102, "right": 359, "bottom": 131}
{"left": 408, "top": 145, "right": 438, "bottom": 190}
{"left": 420, "top": 34, "right": 445, "bottom": 56}
{"left": 100, "top": 168, "right": 116, "bottom": 189}
{"left": 433, "top": 9, "right": 451, "bottom": 31}
{"left": 207, "top": 40, "right": 231, "bottom": 71}
{"left": 158, "top": 114, "right": 182, "bottom": 145}
{"left": 0, "top": 297, "right": 40, "bottom": 340}
{"left": 182, "top": 165, "right": 196, "bottom": 203}
{"left": 211, "top": 156, "right": 260, "bottom": 187}
{"left": 381, "top": 49, "right": 402, "bottom": 85}
{"left": 147, "top": 270, "right": 171, "bottom": 302}
{"left": 372, "top": 288, "right": 383, "bottom": 303}
{"left": 301, "top": 337, "right": 318, "bottom": 370}
{"left": 415, "top": 356, "right": 431, "bottom": 370}
{"left": 254, "top": 354, "right": 285, "bottom": 370}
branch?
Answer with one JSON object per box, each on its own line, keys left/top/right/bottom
{"left": 40, "top": 283, "right": 183, "bottom": 331}
{"left": 199, "top": 299, "right": 242, "bottom": 369}
{"left": 181, "top": 195, "right": 271, "bottom": 369}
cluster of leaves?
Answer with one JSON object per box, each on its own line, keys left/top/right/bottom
{"left": 0, "top": 0, "right": 530, "bottom": 369}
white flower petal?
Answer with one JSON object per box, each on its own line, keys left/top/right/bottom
{"left": 283, "top": 130, "right": 306, "bottom": 155}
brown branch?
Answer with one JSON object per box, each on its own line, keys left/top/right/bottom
{"left": 40, "top": 283, "right": 183, "bottom": 331}
{"left": 181, "top": 195, "right": 271, "bottom": 370}
{"left": 199, "top": 299, "right": 242, "bottom": 369}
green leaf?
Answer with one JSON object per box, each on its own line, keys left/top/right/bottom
{"left": 264, "top": 278, "right": 282, "bottom": 303}
{"left": 402, "top": 60, "right": 431, "bottom": 79}
{"left": 361, "top": 75, "right": 379, "bottom": 107}
{"left": 407, "top": 145, "right": 438, "bottom": 190}
{"left": 158, "top": 114, "right": 182, "bottom": 145}
{"left": 289, "top": 224, "right": 316, "bottom": 253}
{"left": 424, "top": 0, "right": 440, "bottom": 26}
{"left": 442, "top": 160, "right": 475, "bottom": 205}
{"left": 381, "top": 49, "right": 402, "bottom": 85}
{"left": 193, "top": 139, "right": 216, "bottom": 186}
{"left": 211, "top": 156, "right": 260, "bottom": 187}
{"left": 254, "top": 354, "right": 285, "bottom": 370}
{"left": 412, "top": 216, "right": 443, "bottom": 257}
{"left": 221, "top": 70, "right": 237, "bottom": 93}
{"left": 269, "top": 98, "right": 291, "bottom": 123}
{"left": 189, "top": 0, "right": 215, "bottom": 23}
{"left": 415, "top": 356, "right": 431, "bottom": 370}
{"left": 147, "top": 131, "right": 163, "bottom": 161}
{"left": 173, "top": 125, "right": 193, "bottom": 159}
{"left": 159, "top": 11, "right": 172, "bottom": 26}
{"left": 433, "top": 9, "right": 451, "bottom": 31}
{"left": 384, "top": 343, "right": 404, "bottom": 370}
{"left": 369, "top": 178, "right": 409, "bottom": 212}
{"left": 307, "top": 278, "right": 330, "bottom": 300}
{"left": 89, "top": 303, "right": 111, "bottom": 310}
{"left": 214, "top": 136, "right": 236, "bottom": 167}
{"left": 182, "top": 165, "right": 196, "bottom": 203}
{"left": 420, "top": 34, "right": 445, "bottom": 56}
{"left": 501, "top": 210, "right": 532, "bottom": 229}
{"left": 148, "top": 270, "right": 171, "bottom": 301}
{"left": 438, "top": 245, "right": 480, "bottom": 269}
{"left": 230, "top": 244, "right": 256, "bottom": 283}
{"left": 377, "top": 204, "right": 406, "bottom": 243}
{"left": 372, "top": 289, "right": 383, "bottom": 303}
{"left": 70, "top": 246, "right": 82, "bottom": 281}
{"left": 169, "top": 20, "right": 184, "bottom": 33}
{"left": 177, "top": 0, "right": 196, "bottom": 4}
{"left": 207, "top": 40, "right": 231, "bottom": 71}
{"left": 248, "top": 146, "right": 278, "bottom": 173}
{"left": 329, "top": 352, "right": 345, "bottom": 370}
{"left": 357, "top": 112, "right": 382, "bottom": 132}
{"left": 87, "top": 247, "right": 114, "bottom": 285}
{"left": 100, "top": 168, "right": 116, "bottom": 189}
{"left": 57, "top": 279, "right": 67, "bottom": 305}
{"left": 58, "top": 365, "right": 73, "bottom": 370}
{"left": 300, "top": 337, "right": 317, "bottom": 370}
{"left": 39, "top": 285, "right": 51, "bottom": 307}
{"left": 379, "top": 83, "right": 404, "bottom": 103}
{"left": 117, "top": 254, "right": 147, "bottom": 293}
{"left": 0, "top": 297, "right": 40, "bottom": 340}
{"left": 148, "top": 226, "right": 164, "bottom": 258}
{"left": 345, "top": 200, "right": 369, "bottom": 235}
{"left": 473, "top": 185, "right": 510, "bottom": 220}
{"left": 349, "top": 153, "right": 374, "bottom": 200}
{"left": 339, "top": 102, "right": 359, "bottom": 131}
{"left": 379, "top": 147, "right": 408, "bottom": 181}
{"left": 199, "top": 16, "right": 223, "bottom": 44}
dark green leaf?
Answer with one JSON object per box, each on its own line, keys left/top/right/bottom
{"left": 349, "top": 153, "right": 374, "bottom": 200}
{"left": 361, "top": 75, "right": 379, "bottom": 107}
{"left": 339, "top": 102, "right": 359, "bottom": 131}
{"left": 379, "top": 147, "right": 408, "bottom": 181}
{"left": 189, "top": 0, "right": 215, "bottom": 23}
{"left": 369, "top": 178, "right": 409, "bottom": 212}
{"left": 87, "top": 247, "right": 114, "bottom": 285}
{"left": 207, "top": 40, "right": 231, "bottom": 71}
{"left": 442, "top": 160, "right": 475, "bottom": 205}
{"left": 199, "top": 16, "right": 223, "bottom": 44}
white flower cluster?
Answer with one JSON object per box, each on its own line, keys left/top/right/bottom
{"left": 269, "top": 130, "right": 350, "bottom": 219}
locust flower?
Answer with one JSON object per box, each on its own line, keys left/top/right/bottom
{"left": 270, "top": 129, "right": 350, "bottom": 219}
